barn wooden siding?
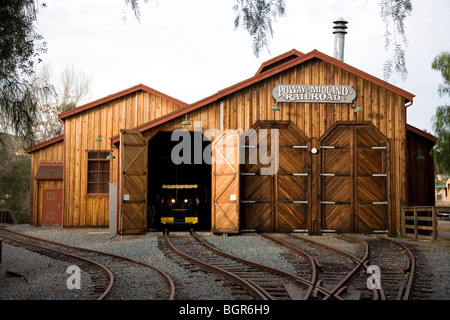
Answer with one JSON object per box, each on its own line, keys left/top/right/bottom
{"left": 60, "top": 86, "right": 187, "bottom": 227}
{"left": 28, "top": 136, "right": 64, "bottom": 225}
{"left": 406, "top": 125, "right": 436, "bottom": 206}
{"left": 138, "top": 56, "right": 410, "bottom": 235}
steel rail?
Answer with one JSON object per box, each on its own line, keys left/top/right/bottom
{"left": 258, "top": 233, "right": 317, "bottom": 299}
{"left": 190, "top": 231, "right": 336, "bottom": 300}
{"left": 287, "top": 233, "right": 370, "bottom": 300}
{"left": 360, "top": 236, "right": 417, "bottom": 300}
{"left": 399, "top": 242, "right": 415, "bottom": 300}
{"left": 381, "top": 238, "right": 416, "bottom": 300}
{"left": 334, "top": 235, "right": 415, "bottom": 300}
{"left": 1, "top": 228, "right": 175, "bottom": 300}
{"left": 163, "top": 232, "right": 269, "bottom": 300}
{"left": 0, "top": 233, "right": 114, "bottom": 300}
{"left": 334, "top": 234, "right": 386, "bottom": 300}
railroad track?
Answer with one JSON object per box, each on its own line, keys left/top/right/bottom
{"left": 161, "top": 231, "right": 339, "bottom": 300}
{"left": 1, "top": 226, "right": 421, "bottom": 301}
{"left": 262, "top": 233, "right": 418, "bottom": 300}
{"left": 0, "top": 227, "right": 175, "bottom": 300}
{"left": 403, "top": 244, "right": 434, "bottom": 300}
{"left": 262, "top": 233, "right": 368, "bottom": 300}
{"left": 364, "top": 236, "right": 416, "bottom": 300}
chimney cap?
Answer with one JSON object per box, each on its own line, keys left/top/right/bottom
{"left": 333, "top": 18, "right": 348, "bottom": 34}
{"left": 333, "top": 17, "right": 348, "bottom": 24}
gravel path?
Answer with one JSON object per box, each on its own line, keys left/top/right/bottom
{"left": 1, "top": 225, "right": 448, "bottom": 300}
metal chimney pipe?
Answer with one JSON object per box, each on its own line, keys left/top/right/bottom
{"left": 333, "top": 18, "right": 348, "bottom": 62}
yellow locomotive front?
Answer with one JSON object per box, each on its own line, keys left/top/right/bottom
{"left": 160, "top": 185, "right": 199, "bottom": 227}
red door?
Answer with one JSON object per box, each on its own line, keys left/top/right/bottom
{"left": 42, "top": 189, "right": 63, "bottom": 225}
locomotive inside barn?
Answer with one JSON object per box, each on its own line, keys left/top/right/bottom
{"left": 147, "top": 131, "right": 211, "bottom": 231}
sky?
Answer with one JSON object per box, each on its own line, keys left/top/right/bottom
{"left": 35, "top": 0, "right": 450, "bottom": 134}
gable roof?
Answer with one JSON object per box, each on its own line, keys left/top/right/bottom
{"left": 406, "top": 124, "right": 437, "bottom": 143}
{"left": 254, "top": 49, "right": 304, "bottom": 75}
{"left": 111, "top": 49, "right": 415, "bottom": 146}
{"left": 58, "top": 83, "right": 189, "bottom": 121}
{"left": 26, "top": 134, "right": 64, "bottom": 154}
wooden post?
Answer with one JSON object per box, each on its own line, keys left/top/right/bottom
{"left": 413, "top": 208, "right": 418, "bottom": 240}
{"left": 432, "top": 207, "right": 437, "bottom": 241}
{"left": 401, "top": 207, "right": 406, "bottom": 236}
{"left": 310, "top": 138, "right": 321, "bottom": 235}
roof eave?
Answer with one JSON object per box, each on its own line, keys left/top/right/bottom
{"left": 58, "top": 83, "right": 189, "bottom": 121}
{"left": 111, "top": 49, "right": 415, "bottom": 144}
{"left": 406, "top": 124, "right": 437, "bottom": 143}
{"left": 26, "top": 135, "right": 64, "bottom": 154}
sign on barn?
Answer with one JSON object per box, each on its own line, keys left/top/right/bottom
{"left": 273, "top": 85, "right": 356, "bottom": 103}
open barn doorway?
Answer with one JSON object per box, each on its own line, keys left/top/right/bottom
{"left": 147, "top": 131, "right": 211, "bottom": 231}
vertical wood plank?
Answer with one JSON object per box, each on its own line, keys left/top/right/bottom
{"left": 432, "top": 207, "right": 437, "bottom": 241}
{"left": 413, "top": 208, "right": 418, "bottom": 240}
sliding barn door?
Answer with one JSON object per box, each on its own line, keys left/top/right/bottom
{"left": 276, "top": 124, "right": 309, "bottom": 230}
{"left": 120, "top": 129, "right": 148, "bottom": 234}
{"left": 241, "top": 121, "right": 309, "bottom": 231}
{"left": 320, "top": 125, "right": 353, "bottom": 232}
{"left": 355, "top": 126, "right": 388, "bottom": 232}
{"left": 241, "top": 125, "right": 272, "bottom": 230}
{"left": 211, "top": 131, "right": 240, "bottom": 233}
{"left": 320, "top": 124, "right": 388, "bottom": 233}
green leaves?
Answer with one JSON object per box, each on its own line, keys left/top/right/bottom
{"left": 431, "top": 52, "right": 450, "bottom": 174}
{"left": 124, "top": 0, "right": 150, "bottom": 21}
{"left": 432, "top": 51, "right": 450, "bottom": 98}
{"left": 0, "top": 133, "right": 30, "bottom": 213}
{"left": 0, "top": 1, "right": 47, "bottom": 147}
{"left": 233, "top": 0, "right": 286, "bottom": 57}
{"left": 380, "top": 0, "right": 412, "bottom": 82}
{"left": 432, "top": 106, "right": 450, "bottom": 174}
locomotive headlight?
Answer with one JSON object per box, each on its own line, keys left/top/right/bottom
{"left": 184, "top": 199, "right": 188, "bottom": 203}
{"left": 171, "top": 199, "right": 175, "bottom": 203}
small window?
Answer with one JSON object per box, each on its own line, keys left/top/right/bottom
{"left": 87, "top": 151, "right": 110, "bottom": 195}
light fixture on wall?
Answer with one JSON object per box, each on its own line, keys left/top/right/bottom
{"left": 416, "top": 150, "right": 425, "bottom": 160}
{"left": 353, "top": 101, "right": 363, "bottom": 113}
{"left": 271, "top": 101, "right": 280, "bottom": 111}
{"left": 106, "top": 151, "right": 115, "bottom": 160}
{"left": 181, "top": 114, "right": 191, "bottom": 125}
{"left": 94, "top": 134, "right": 102, "bottom": 142}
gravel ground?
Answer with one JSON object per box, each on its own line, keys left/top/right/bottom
{"left": 0, "top": 225, "right": 234, "bottom": 300}
{"left": 204, "top": 233, "right": 299, "bottom": 275}
{"left": 0, "top": 242, "right": 92, "bottom": 300}
{"left": 395, "top": 237, "right": 450, "bottom": 300}
{"left": 1, "top": 225, "right": 449, "bottom": 300}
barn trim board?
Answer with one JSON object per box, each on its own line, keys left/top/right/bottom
{"left": 27, "top": 48, "right": 437, "bottom": 237}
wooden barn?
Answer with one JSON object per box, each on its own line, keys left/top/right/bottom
{"left": 27, "top": 47, "right": 436, "bottom": 237}
{"left": 27, "top": 84, "right": 188, "bottom": 228}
